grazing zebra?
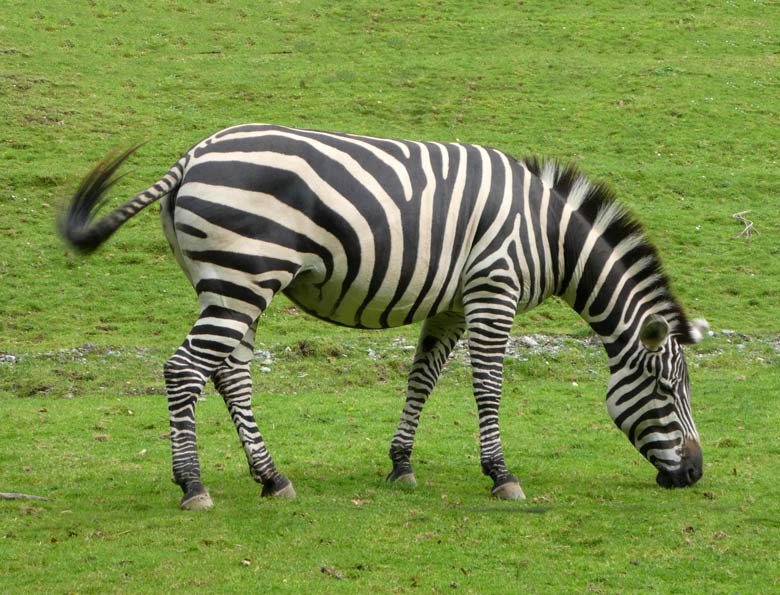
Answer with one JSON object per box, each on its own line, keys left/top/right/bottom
{"left": 60, "top": 124, "right": 707, "bottom": 510}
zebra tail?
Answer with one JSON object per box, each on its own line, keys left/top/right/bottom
{"left": 58, "top": 145, "right": 182, "bottom": 254}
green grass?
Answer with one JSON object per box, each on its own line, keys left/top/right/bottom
{"left": 2, "top": 340, "right": 780, "bottom": 593}
{"left": 1, "top": 0, "right": 779, "bottom": 593}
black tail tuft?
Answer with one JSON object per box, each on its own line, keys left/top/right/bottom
{"left": 58, "top": 145, "right": 142, "bottom": 254}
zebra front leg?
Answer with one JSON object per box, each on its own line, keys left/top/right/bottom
{"left": 465, "top": 304, "right": 525, "bottom": 501}
{"left": 213, "top": 326, "right": 295, "bottom": 499}
{"left": 387, "top": 311, "right": 465, "bottom": 487}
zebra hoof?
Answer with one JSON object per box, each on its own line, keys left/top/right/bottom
{"left": 180, "top": 490, "right": 213, "bottom": 511}
{"left": 271, "top": 481, "right": 297, "bottom": 499}
{"left": 386, "top": 460, "right": 416, "bottom": 487}
{"left": 387, "top": 471, "right": 417, "bottom": 487}
{"left": 261, "top": 474, "right": 296, "bottom": 499}
{"left": 491, "top": 481, "right": 526, "bottom": 501}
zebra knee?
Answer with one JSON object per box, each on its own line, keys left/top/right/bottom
{"left": 164, "top": 351, "right": 208, "bottom": 396}
{"left": 212, "top": 360, "right": 250, "bottom": 397}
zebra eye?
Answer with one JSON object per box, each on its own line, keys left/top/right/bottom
{"left": 656, "top": 378, "right": 675, "bottom": 394}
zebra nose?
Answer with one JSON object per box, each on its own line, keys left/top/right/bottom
{"left": 683, "top": 439, "right": 703, "bottom": 484}
{"left": 655, "top": 439, "right": 703, "bottom": 488}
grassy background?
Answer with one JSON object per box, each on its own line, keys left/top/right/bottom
{"left": 1, "top": 1, "right": 779, "bottom": 593}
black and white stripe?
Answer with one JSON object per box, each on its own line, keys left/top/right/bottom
{"left": 60, "top": 124, "right": 706, "bottom": 508}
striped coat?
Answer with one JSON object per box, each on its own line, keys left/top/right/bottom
{"left": 60, "top": 124, "right": 706, "bottom": 509}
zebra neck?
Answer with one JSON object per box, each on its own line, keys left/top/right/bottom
{"left": 523, "top": 157, "right": 690, "bottom": 366}
{"left": 557, "top": 230, "right": 687, "bottom": 366}
{"left": 554, "top": 203, "right": 658, "bottom": 364}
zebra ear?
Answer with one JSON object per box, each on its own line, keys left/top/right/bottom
{"left": 688, "top": 318, "right": 710, "bottom": 344}
{"left": 640, "top": 314, "right": 670, "bottom": 351}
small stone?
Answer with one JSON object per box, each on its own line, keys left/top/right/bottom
{"left": 520, "top": 335, "right": 539, "bottom": 348}
{"left": 320, "top": 565, "right": 344, "bottom": 579}
{"left": 254, "top": 349, "right": 273, "bottom": 364}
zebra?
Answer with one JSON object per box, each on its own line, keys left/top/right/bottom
{"left": 60, "top": 124, "right": 708, "bottom": 510}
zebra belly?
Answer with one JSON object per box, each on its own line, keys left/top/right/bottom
{"left": 283, "top": 268, "right": 464, "bottom": 329}
{"left": 169, "top": 191, "right": 462, "bottom": 328}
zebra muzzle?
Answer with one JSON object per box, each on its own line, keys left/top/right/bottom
{"left": 655, "top": 439, "right": 703, "bottom": 488}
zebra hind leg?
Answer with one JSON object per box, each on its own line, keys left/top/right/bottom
{"left": 212, "top": 321, "right": 295, "bottom": 499}
{"left": 164, "top": 305, "right": 261, "bottom": 510}
{"left": 387, "top": 311, "right": 466, "bottom": 487}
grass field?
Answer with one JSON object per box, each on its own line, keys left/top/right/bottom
{"left": 1, "top": 1, "right": 779, "bottom": 593}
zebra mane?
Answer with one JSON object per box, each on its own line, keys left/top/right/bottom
{"left": 522, "top": 157, "right": 696, "bottom": 344}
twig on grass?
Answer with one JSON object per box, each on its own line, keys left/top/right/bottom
{"left": 0, "top": 492, "right": 50, "bottom": 501}
{"left": 732, "top": 210, "right": 759, "bottom": 242}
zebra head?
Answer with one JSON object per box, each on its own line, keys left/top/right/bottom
{"left": 606, "top": 314, "right": 708, "bottom": 488}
